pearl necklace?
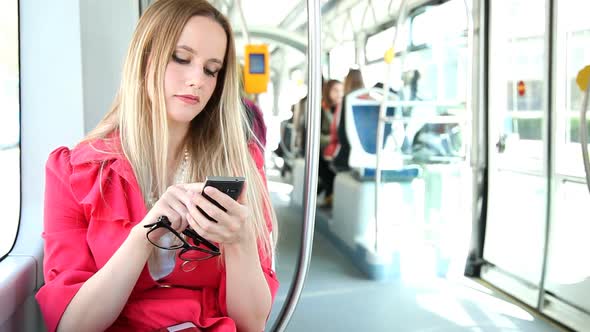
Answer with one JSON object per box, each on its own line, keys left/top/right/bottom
{"left": 147, "top": 146, "right": 190, "bottom": 207}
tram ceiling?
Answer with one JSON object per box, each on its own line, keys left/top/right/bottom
{"left": 232, "top": 27, "right": 307, "bottom": 53}
{"left": 210, "top": 0, "right": 440, "bottom": 53}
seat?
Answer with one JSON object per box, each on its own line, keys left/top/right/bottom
{"left": 324, "top": 88, "right": 425, "bottom": 280}
{"left": 343, "top": 88, "right": 421, "bottom": 181}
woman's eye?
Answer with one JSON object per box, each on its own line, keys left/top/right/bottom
{"left": 172, "top": 53, "right": 190, "bottom": 65}
{"left": 205, "top": 68, "right": 218, "bottom": 77}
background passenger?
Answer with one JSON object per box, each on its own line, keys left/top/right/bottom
{"left": 239, "top": 64, "right": 267, "bottom": 149}
{"left": 332, "top": 68, "right": 365, "bottom": 172}
{"left": 318, "top": 79, "right": 343, "bottom": 208}
{"left": 322, "top": 79, "right": 344, "bottom": 159}
{"left": 242, "top": 97, "right": 267, "bottom": 149}
{"left": 35, "top": 1, "right": 278, "bottom": 331}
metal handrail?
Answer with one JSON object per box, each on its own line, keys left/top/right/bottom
{"left": 270, "top": 0, "right": 321, "bottom": 330}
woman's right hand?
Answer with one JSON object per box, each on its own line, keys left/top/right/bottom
{"left": 134, "top": 183, "right": 202, "bottom": 241}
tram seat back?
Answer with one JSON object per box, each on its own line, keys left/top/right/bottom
{"left": 345, "top": 88, "right": 418, "bottom": 180}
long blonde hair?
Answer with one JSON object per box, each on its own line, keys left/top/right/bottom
{"left": 83, "top": 0, "right": 277, "bottom": 258}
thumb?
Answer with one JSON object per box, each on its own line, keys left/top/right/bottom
{"left": 237, "top": 181, "right": 248, "bottom": 205}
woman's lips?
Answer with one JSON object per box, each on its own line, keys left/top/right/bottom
{"left": 176, "top": 94, "right": 200, "bottom": 105}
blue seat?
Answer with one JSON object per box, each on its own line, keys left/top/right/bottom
{"left": 343, "top": 88, "right": 421, "bottom": 181}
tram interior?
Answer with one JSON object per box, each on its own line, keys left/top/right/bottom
{"left": 2, "top": 0, "right": 590, "bottom": 331}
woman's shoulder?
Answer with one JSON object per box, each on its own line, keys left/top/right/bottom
{"left": 45, "top": 135, "right": 141, "bottom": 224}
{"left": 72, "top": 135, "right": 124, "bottom": 165}
{"left": 48, "top": 135, "right": 122, "bottom": 164}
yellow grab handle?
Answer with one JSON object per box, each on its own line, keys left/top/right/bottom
{"left": 576, "top": 65, "right": 590, "bottom": 91}
{"left": 384, "top": 47, "right": 395, "bottom": 64}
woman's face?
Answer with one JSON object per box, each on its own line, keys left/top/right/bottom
{"left": 329, "top": 83, "right": 343, "bottom": 106}
{"left": 163, "top": 15, "right": 227, "bottom": 127}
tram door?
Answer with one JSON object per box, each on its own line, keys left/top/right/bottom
{"left": 483, "top": 0, "right": 549, "bottom": 308}
{"left": 542, "top": 0, "right": 590, "bottom": 323}
{"left": 485, "top": 0, "right": 590, "bottom": 327}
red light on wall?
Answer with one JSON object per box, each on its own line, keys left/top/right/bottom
{"left": 517, "top": 80, "right": 526, "bottom": 97}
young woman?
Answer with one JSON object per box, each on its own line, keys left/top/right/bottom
{"left": 318, "top": 79, "right": 343, "bottom": 207}
{"left": 322, "top": 79, "right": 343, "bottom": 160}
{"left": 332, "top": 69, "right": 365, "bottom": 172}
{"left": 35, "top": 1, "right": 278, "bottom": 331}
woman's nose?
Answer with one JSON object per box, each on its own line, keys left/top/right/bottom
{"left": 186, "top": 69, "right": 205, "bottom": 88}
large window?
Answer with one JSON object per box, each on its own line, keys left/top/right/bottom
{"left": 328, "top": 40, "right": 355, "bottom": 81}
{"left": 365, "top": 26, "right": 396, "bottom": 63}
{"left": 0, "top": 0, "right": 20, "bottom": 259}
{"left": 555, "top": 1, "right": 590, "bottom": 177}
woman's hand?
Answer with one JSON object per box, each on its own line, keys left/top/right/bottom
{"left": 134, "top": 183, "right": 204, "bottom": 241}
{"left": 183, "top": 183, "right": 251, "bottom": 245}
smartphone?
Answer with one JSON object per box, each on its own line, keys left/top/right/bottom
{"left": 197, "top": 176, "right": 245, "bottom": 222}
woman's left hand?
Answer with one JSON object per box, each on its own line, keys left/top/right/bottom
{"left": 182, "top": 183, "right": 251, "bottom": 245}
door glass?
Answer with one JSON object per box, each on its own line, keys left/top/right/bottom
{"left": 484, "top": 0, "right": 548, "bottom": 307}
{"left": 488, "top": 1, "right": 546, "bottom": 173}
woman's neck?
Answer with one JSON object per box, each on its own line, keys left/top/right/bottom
{"left": 167, "top": 123, "right": 189, "bottom": 176}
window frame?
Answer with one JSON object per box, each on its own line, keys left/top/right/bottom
{"left": 0, "top": 0, "right": 22, "bottom": 262}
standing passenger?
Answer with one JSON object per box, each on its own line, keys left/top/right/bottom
{"left": 36, "top": 1, "right": 278, "bottom": 331}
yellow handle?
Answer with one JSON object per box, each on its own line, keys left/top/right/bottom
{"left": 384, "top": 47, "right": 395, "bottom": 64}
{"left": 577, "top": 65, "right": 590, "bottom": 91}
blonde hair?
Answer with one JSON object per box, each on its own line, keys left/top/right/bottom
{"left": 83, "top": 0, "right": 277, "bottom": 258}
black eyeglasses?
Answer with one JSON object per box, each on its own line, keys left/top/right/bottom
{"left": 144, "top": 216, "right": 220, "bottom": 262}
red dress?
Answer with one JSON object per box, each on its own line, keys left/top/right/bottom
{"left": 35, "top": 137, "right": 279, "bottom": 332}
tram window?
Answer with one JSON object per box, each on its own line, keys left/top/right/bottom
{"left": 565, "top": 30, "right": 590, "bottom": 144}
{"left": 328, "top": 40, "right": 355, "bottom": 81}
{"left": 363, "top": 60, "right": 402, "bottom": 91}
{"left": 0, "top": 0, "right": 20, "bottom": 260}
{"left": 554, "top": 1, "right": 590, "bottom": 176}
{"left": 410, "top": 0, "right": 467, "bottom": 47}
{"left": 410, "top": 10, "right": 432, "bottom": 46}
{"left": 365, "top": 26, "right": 396, "bottom": 63}
{"left": 506, "top": 80, "right": 544, "bottom": 140}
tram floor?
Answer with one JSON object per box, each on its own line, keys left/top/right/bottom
{"left": 264, "top": 181, "right": 563, "bottom": 332}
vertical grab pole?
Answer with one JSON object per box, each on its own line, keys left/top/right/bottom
{"left": 578, "top": 69, "right": 590, "bottom": 193}
{"left": 270, "top": 0, "right": 321, "bottom": 330}
{"left": 375, "top": 0, "right": 409, "bottom": 253}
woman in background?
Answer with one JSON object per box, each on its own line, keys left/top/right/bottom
{"left": 318, "top": 79, "right": 343, "bottom": 207}
{"left": 331, "top": 68, "right": 365, "bottom": 172}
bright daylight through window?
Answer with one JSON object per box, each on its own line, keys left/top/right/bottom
{"left": 0, "top": 0, "right": 21, "bottom": 259}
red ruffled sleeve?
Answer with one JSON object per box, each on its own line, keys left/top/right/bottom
{"left": 217, "top": 143, "right": 279, "bottom": 318}
{"left": 35, "top": 147, "right": 98, "bottom": 332}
